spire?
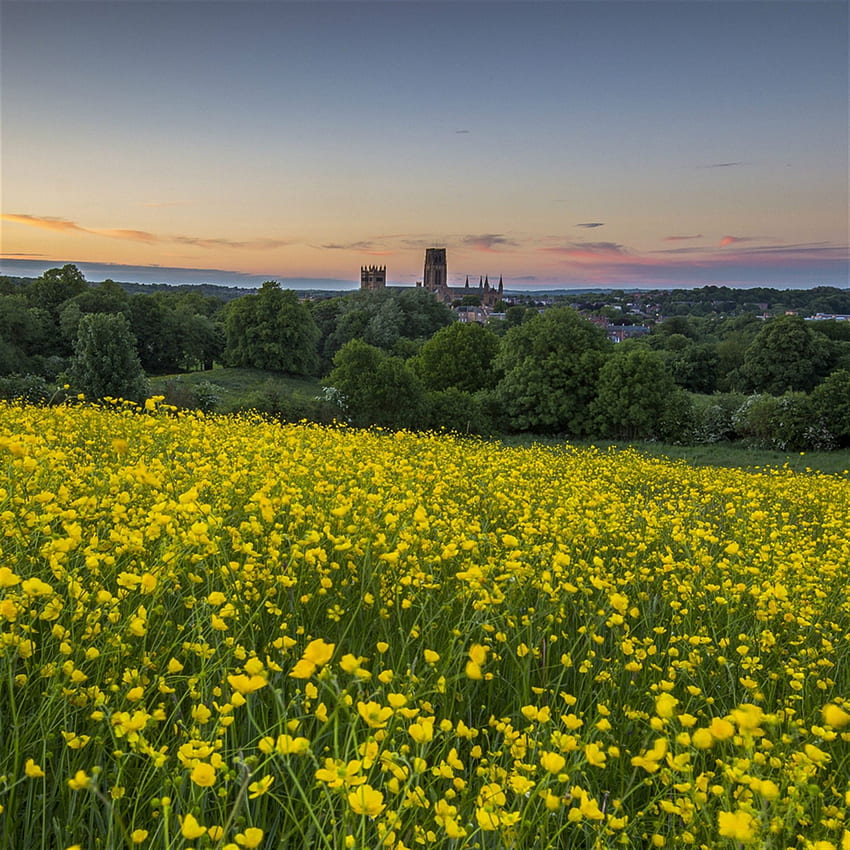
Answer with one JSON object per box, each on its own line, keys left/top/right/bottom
{"left": 484, "top": 275, "right": 490, "bottom": 291}
{"left": 478, "top": 276, "right": 483, "bottom": 289}
{"left": 498, "top": 276, "right": 503, "bottom": 294}
{"left": 465, "top": 275, "right": 469, "bottom": 289}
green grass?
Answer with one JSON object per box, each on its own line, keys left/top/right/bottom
{"left": 149, "top": 367, "right": 322, "bottom": 411}
{"left": 499, "top": 435, "right": 850, "bottom": 476}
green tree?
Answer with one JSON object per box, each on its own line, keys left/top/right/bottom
{"left": 58, "top": 279, "right": 130, "bottom": 344}
{"left": 494, "top": 307, "right": 611, "bottom": 434}
{"left": 224, "top": 282, "right": 319, "bottom": 374}
{"left": 323, "top": 339, "right": 424, "bottom": 429}
{"left": 591, "top": 348, "right": 676, "bottom": 440}
{"left": 414, "top": 322, "right": 499, "bottom": 392}
{"left": 127, "top": 294, "right": 183, "bottom": 374}
{"left": 0, "top": 295, "right": 49, "bottom": 374}
{"left": 741, "top": 315, "right": 833, "bottom": 393}
{"left": 809, "top": 369, "right": 850, "bottom": 447}
{"left": 67, "top": 313, "right": 148, "bottom": 403}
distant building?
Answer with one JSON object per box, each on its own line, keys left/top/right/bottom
{"left": 358, "top": 249, "right": 504, "bottom": 318}
{"left": 417, "top": 248, "right": 503, "bottom": 309}
{"left": 607, "top": 324, "right": 650, "bottom": 343}
{"left": 360, "top": 265, "right": 386, "bottom": 291}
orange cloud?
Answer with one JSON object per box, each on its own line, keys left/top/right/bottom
{"left": 719, "top": 235, "right": 755, "bottom": 247}
{"left": 2, "top": 214, "right": 90, "bottom": 235}
{"left": 2, "top": 213, "right": 289, "bottom": 251}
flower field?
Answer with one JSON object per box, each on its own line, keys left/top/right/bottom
{"left": 1, "top": 401, "right": 848, "bottom": 850}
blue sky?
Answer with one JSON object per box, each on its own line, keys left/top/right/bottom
{"left": 1, "top": 0, "right": 847, "bottom": 289}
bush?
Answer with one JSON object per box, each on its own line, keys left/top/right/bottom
{"left": 0, "top": 373, "right": 52, "bottom": 404}
{"left": 424, "top": 388, "right": 495, "bottom": 436}
{"left": 657, "top": 389, "right": 697, "bottom": 444}
{"left": 690, "top": 393, "right": 746, "bottom": 444}
{"left": 732, "top": 393, "right": 811, "bottom": 451}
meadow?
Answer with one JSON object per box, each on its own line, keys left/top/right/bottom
{"left": 1, "top": 400, "right": 848, "bottom": 849}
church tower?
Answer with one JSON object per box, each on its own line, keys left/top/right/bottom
{"left": 360, "top": 265, "right": 386, "bottom": 291}
{"left": 423, "top": 248, "right": 447, "bottom": 293}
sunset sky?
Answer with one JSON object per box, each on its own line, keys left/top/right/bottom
{"left": 1, "top": 0, "right": 847, "bottom": 290}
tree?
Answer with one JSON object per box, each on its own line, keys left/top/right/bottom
{"left": 670, "top": 343, "right": 720, "bottom": 393}
{"left": 591, "top": 348, "right": 676, "bottom": 440}
{"left": 741, "top": 315, "right": 833, "bottom": 394}
{"left": 0, "top": 295, "right": 49, "bottom": 374}
{"left": 494, "top": 307, "right": 611, "bottom": 434}
{"left": 809, "top": 369, "right": 850, "bottom": 447}
{"left": 224, "top": 282, "right": 319, "bottom": 374}
{"left": 128, "top": 294, "right": 183, "bottom": 374}
{"left": 414, "top": 322, "right": 499, "bottom": 393}
{"left": 58, "top": 279, "right": 130, "bottom": 344}
{"left": 67, "top": 313, "right": 148, "bottom": 403}
{"left": 323, "top": 339, "right": 424, "bottom": 429}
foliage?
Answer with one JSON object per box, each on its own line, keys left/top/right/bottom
{"left": 809, "top": 369, "right": 850, "bottom": 448}
{"left": 324, "top": 339, "right": 425, "bottom": 429}
{"left": 494, "top": 307, "right": 611, "bottom": 434}
{"left": 740, "top": 315, "right": 834, "bottom": 393}
{"left": 224, "top": 282, "right": 320, "bottom": 375}
{"left": 66, "top": 313, "right": 148, "bottom": 403}
{"left": 319, "top": 289, "right": 454, "bottom": 368}
{"left": 592, "top": 348, "right": 676, "bottom": 440}
{"left": 1, "top": 404, "right": 849, "bottom": 849}
{"left": 0, "top": 373, "right": 52, "bottom": 404}
{"left": 424, "top": 388, "right": 494, "bottom": 436}
{"left": 414, "top": 322, "right": 499, "bottom": 393}
{"left": 732, "top": 393, "right": 812, "bottom": 451}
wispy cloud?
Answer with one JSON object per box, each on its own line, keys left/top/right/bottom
{"left": 543, "top": 241, "right": 626, "bottom": 259}
{"left": 319, "top": 240, "right": 380, "bottom": 251}
{"left": 461, "top": 234, "right": 518, "bottom": 252}
{"left": 698, "top": 161, "right": 745, "bottom": 169}
{"left": 719, "top": 235, "right": 757, "bottom": 247}
{"left": 2, "top": 213, "right": 289, "bottom": 251}
{"left": 576, "top": 222, "right": 605, "bottom": 229}
{"left": 664, "top": 234, "right": 703, "bottom": 241}
{"left": 2, "top": 214, "right": 90, "bottom": 235}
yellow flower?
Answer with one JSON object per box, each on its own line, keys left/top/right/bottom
{"left": 181, "top": 813, "right": 207, "bottom": 840}
{"left": 357, "top": 700, "right": 393, "bottom": 729}
{"left": 708, "top": 717, "right": 735, "bottom": 741}
{"left": 348, "top": 784, "right": 385, "bottom": 817}
{"left": 67, "top": 770, "right": 91, "bottom": 790}
{"left": 0, "top": 567, "right": 21, "bottom": 587}
{"left": 584, "top": 742, "right": 607, "bottom": 768}
{"left": 823, "top": 703, "right": 850, "bottom": 729}
{"left": 718, "top": 809, "right": 757, "bottom": 843}
{"left": 248, "top": 775, "right": 274, "bottom": 798}
{"left": 228, "top": 673, "right": 267, "bottom": 694}
{"left": 235, "top": 827, "right": 264, "bottom": 847}
{"left": 25, "top": 759, "right": 45, "bottom": 778}
{"left": 190, "top": 762, "right": 216, "bottom": 787}
{"left": 539, "top": 751, "right": 566, "bottom": 774}
{"left": 423, "top": 649, "right": 440, "bottom": 665}
{"left": 655, "top": 692, "right": 678, "bottom": 719}
{"left": 131, "top": 829, "right": 148, "bottom": 844}
{"left": 303, "top": 638, "right": 335, "bottom": 666}
{"left": 468, "top": 644, "right": 488, "bottom": 666}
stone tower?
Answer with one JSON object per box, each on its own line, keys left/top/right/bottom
{"left": 360, "top": 265, "right": 386, "bottom": 291}
{"left": 423, "top": 248, "right": 447, "bottom": 293}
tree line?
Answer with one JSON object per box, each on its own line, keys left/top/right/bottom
{"left": 1, "top": 266, "right": 849, "bottom": 450}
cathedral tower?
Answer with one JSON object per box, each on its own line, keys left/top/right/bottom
{"left": 360, "top": 265, "right": 386, "bottom": 291}
{"left": 423, "top": 248, "right": 447, "bottom": 293}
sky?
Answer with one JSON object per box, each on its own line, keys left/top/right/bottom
{"left": 1, "top": 0, "right": 847, "bottom": 291}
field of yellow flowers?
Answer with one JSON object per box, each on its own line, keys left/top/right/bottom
{"left": 1, "top": 400, "right": 848, "bottom": 850}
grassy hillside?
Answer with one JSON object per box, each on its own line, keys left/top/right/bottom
{"left": 149, "top": 367, "right": 322, "bottom": 413}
